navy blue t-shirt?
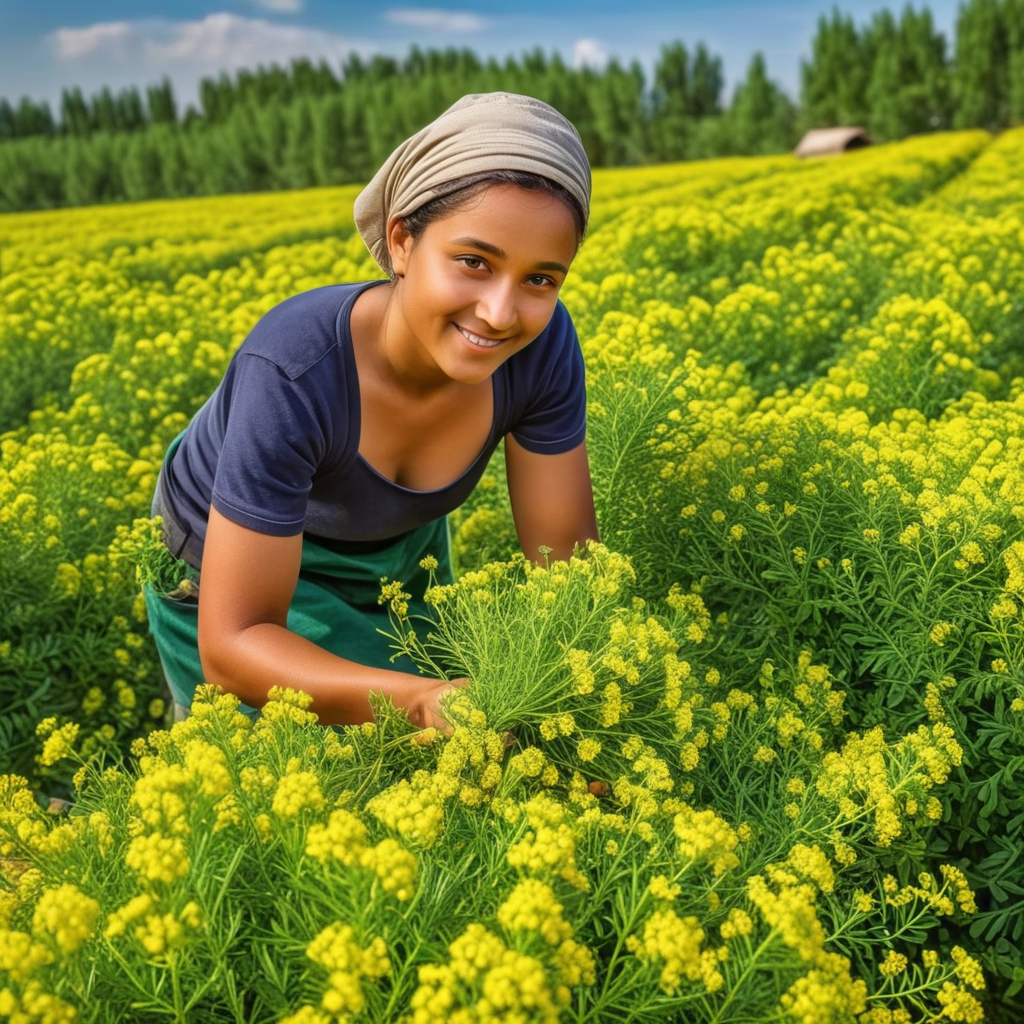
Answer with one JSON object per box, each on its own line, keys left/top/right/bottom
{"left": 161, "top": 281, "right": 587, "bottom": 559}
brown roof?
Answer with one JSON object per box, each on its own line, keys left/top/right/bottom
{"left": 794, "top": 127, "right": 872, "bottom": 158}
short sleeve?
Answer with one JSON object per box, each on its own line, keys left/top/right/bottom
{"left": 509, "top": 303, "right": 587, "bottom": 454}
{"left": 210, "top": 353, "right": 328, "bottom": 535}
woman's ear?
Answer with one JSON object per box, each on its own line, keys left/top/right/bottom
{"left": 386, "top": 216, "right": 415, "bottom": 278}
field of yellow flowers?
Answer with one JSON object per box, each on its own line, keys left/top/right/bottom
{"left": 2, "top": 127, "right": 1024, "bottom": 1023}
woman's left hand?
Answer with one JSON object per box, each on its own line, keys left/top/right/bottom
{"left": 410, "top": 676, "right": 469, "bottom": 732}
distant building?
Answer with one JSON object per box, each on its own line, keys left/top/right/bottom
{"left": 794, "top": 127, "right": 872, "bottom": 158}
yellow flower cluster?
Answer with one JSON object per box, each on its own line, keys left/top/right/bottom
{"left": 306, "top": 809, "right": 418, "bottom": 901}
{"left": 280, "top": 922, "right": 389, "bottom": 1024}
{"left": 626, "top": 908, "right": 723, "bottom": 994}
{"left": 414, "top": 871, "right": 597, "bottom": 1024}
{"left": 507, "top": 793, "right": 589, "bottom": 891}
{"left": 672, "top": 804, "right": 740, "bottom": 877}
{"left": 31, "top": 884, "right": 100, "bottom": 955}
{"left": 815, "top": 723, "right": 961, "bottom": 848}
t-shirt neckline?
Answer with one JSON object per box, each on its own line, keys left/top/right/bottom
{"left": 340, "top": 280, "right": 503, "bottom": 496}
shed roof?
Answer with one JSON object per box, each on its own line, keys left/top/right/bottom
{"left": 794, "top": 127, "right": 872, "bottom": 158}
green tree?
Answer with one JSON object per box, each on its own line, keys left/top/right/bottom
{"left": 199, "top": 72, "right": 236, "bottom": 123}
{"left": 729, "top": 52, "right": 797, "bottom": 154}
{"left": 121, "top": 131, "right": 163, "bottom": 201}
{"left": 153, "top": 125, "right": 192, "bottom": 197}
{"left": 0, "top": 137, "right": 64, "bottom": 209}
{"left": 650, "top": 41, "right": 691, "bottom": 162}
{"left": 689, "top": 42, "right": 723, "bottom": 119}
{"left": 13, "top": 96, "right": 55, "bottom": 137}
{"left": 146, "top": 78, "right": 177, "bottom": 124}
{"left": 62, "top": 132, "right": 124, "bottom": 205}
{"left": 223, "top": 103, "right": 270, "bottom": 192}
{"left": 866, "top": 6, "right": 951, "bottom": 140}
{"left": 61, "top": 87, "right": 91, "bottom": 136}
{"left": 256, "top": 99, "right": 290, "bottom": 188}
{"left": 281, "top": 96, "right": 316, "bottom": 189}
{"left": 802, "top": 7, "right": 872, "bottom": 126}
{"left": 0, "top": 99, "right": 15, "bottom": 140}
{"left": 953, "top": 0, "right": 1008, "bottom": 128}
{"left": 1006, "top": 0, "right": 1024, "bottom": 122}
{"left": 90, "top": 87, "right": 118, "bottom": 133}
{"left": 588, "top": 59, "right": 647, "bottom": 166}
{"left": 116, "top": 86, "right": 146, "bottom": 131}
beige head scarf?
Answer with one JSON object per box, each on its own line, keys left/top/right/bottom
{"left": 354, "top": 92, "right": 591, "bottom": 276}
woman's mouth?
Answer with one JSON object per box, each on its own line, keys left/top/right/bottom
{"left": 455, "top": 324, "right": 506, "bottom": 349}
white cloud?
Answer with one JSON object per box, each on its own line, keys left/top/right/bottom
{"left": 572, "top": 37, "right": 608, "bottom": 70}
{"left": 248, "top": 0, "right": 305, "bottom": 13}
{"left": 385, "top": 8, "right": 486, "bottom": 32}
{"left": 43, "top": 14, "right": 370, "bottom": 110}
{"left": 52, "top": 21, "right": 135, "bottom": 60}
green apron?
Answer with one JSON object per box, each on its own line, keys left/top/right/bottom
{"left": 144, "top": 437, "right": 453, "bottom": 716}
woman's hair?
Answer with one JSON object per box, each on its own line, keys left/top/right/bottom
{"left": 399, "top": 170, "right": 587, "bottom": 248}
{"left": 354, "top": 93, "right": 591, "bottom": 275}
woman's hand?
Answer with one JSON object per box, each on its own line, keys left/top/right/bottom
{"left": 408, "top": 676, "right": 469, "bottom": 731}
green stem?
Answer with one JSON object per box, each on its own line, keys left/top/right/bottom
{"left": 708, "top": 928, "right": 781, "bottom": 1024}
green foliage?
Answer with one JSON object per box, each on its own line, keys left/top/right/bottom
{"left": 0, "top": 566, "right": 985, "bottom": 1022}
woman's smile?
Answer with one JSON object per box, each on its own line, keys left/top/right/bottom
{"left": 454, "top": 323, "right": 510, "bottom": 349}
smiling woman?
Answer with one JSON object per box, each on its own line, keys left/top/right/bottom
{"left": 143, "top": 92, "right": 599, "bottom": 730}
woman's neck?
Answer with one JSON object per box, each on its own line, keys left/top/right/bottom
{"left": 352, "top": 280, "right": 462, "bottom": 400}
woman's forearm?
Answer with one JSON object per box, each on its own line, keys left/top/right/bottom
{"left": 199, "top": 620, "right": 438, "bottom": 726}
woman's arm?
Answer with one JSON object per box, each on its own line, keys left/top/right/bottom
{"left": 197, "top": 507, "right": 456, "bottom": 727}
{"left": 504, "top": 435, "right": 599, "bottom": 564}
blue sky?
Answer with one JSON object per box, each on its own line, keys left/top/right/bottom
{"left": 0, "top": 1, "right": 961, "bottom": 113}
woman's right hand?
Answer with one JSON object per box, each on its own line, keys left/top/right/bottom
{"left": 409, "top": 676, "right": 468, "bottom": 731}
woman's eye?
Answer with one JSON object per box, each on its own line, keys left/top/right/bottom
{"left": 458, "top": 256, "right": 485, "bottom": 270}
{"left": 527, "top": 275, "right": 555, "bottom": 288}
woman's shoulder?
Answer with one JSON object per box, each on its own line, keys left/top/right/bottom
{"left": 239, "top": 281, "right": 381, "bottom": 381}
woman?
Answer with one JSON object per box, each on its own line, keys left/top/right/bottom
{"left": 145, "top": 92, "right": 599, "bottom": 729}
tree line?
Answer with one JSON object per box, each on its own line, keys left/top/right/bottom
{"left": 0, "top": 0, "right": 1021, "bottom": 212}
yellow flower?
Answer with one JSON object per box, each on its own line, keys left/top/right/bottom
{"left": 626, "top": 909, "right": 712, "bottom": 994}
{"left": 31, "top": 884, "right": 100, "bottom": 954}
{"left": 879, "top": 949, "right": 908, "bottom": 976}
{"left": 125, "top": 832, "right": 189, "bottom": 884}
{"left": 497, "top": 879, "right": 572, "bottom": 946}
{"left": 37, "top": 723, "right": 79, "bottom": 767}
{"left": 272, "top": 771, "right": 325, "bottom": 819}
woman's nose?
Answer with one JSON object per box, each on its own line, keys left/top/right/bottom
{"left": 476, "top": 280, "right": 517, "bottom": 333}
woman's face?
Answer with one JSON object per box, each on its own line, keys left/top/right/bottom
{"left": 386, "top": 184, "right": 579, "bottom": 387}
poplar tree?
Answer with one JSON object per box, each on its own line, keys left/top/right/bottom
{"left": 650, "top": 41, "right": 691, "bottom": 161}
{"left": 116, "top": 87, "right": 146, "bottom": 131}
{"left": 146, "top": 78, "right": 178, "bottom": 124}
{"left": 802, "top": 7, "right": 872, "bottom": 125}
{"left": 91, "top": 87, "right": 118, "bottom": 133}
{"left": 689, "top": 43, "right": 723, "bottom": 118}
{"left": 60, "top": 87, "right": 91, "bottom": 135}
{"left": 282, "top": 96, "right": 316, "bottom": 189}
{"left": 1006, "top": 0, "right": 1024, "bottom": 122}
{"left": 0, "top": 100, "right": 15, "bottom": 140}
{"left": 866, "top": 5, "right": 950, "bottom": 139}
{"left": 729, "top": 52, "right": 797, "bottom": 154}
{"left": 122, "top": 132, "right": 163, "bottom": 201}
{"left": 952, "top": 0, "right": 1008, "bottom": 128}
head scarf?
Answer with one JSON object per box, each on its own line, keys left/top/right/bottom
{"left": 354, "top": 92, "right": 591, "bottom": 275}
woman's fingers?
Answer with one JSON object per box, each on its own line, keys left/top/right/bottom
{"left": 414, "top": 677, "right": 468, "bottom": 732}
